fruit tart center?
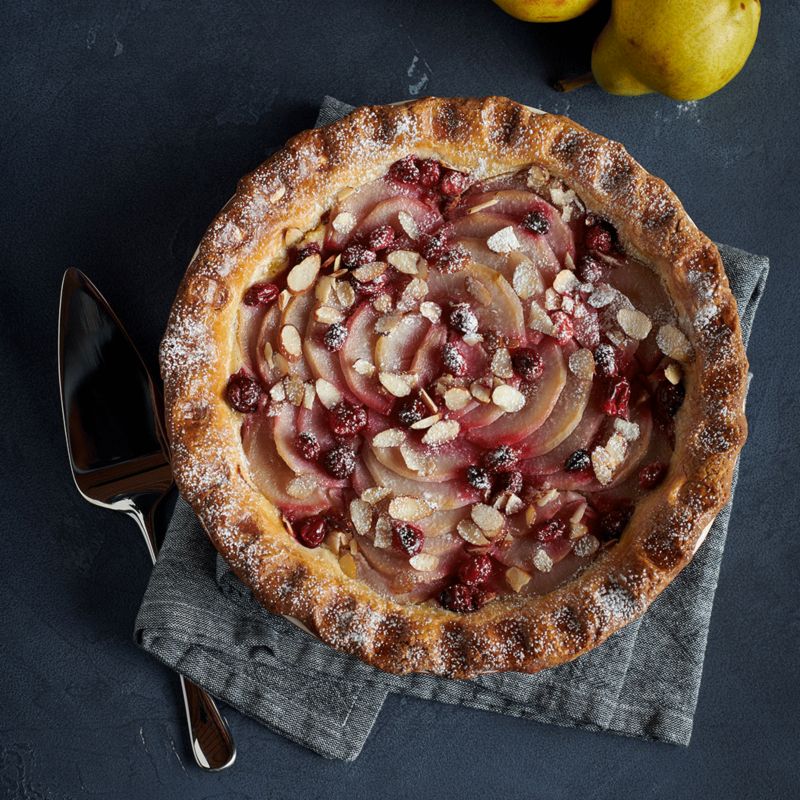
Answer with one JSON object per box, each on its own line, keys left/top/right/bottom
{"left": 228, "top": 157, "right": 690, "bottom": 611}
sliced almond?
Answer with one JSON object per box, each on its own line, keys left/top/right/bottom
{"left": 373, "top": 515, "right": 393, "bottom": 548}
{"left": 263, "top": 341, "right": 275, "bottom": 369}
{"left": 379, "top": 371, "right": 414, "bottom": 397}
{"left": 284, "top": 375, "right": 304, "bottom": 406}
{"left": 471, "top": 503, "right": 504, "bottom": 534}
{"left": 617, "top": 307, "right": 652, "bottom": 340}
{"left": 573, "top": 534, "right": 600, "bottom": 558}
{"left": 466, "top": 276, "right": 492, "bottom": 306}
{"left": 591, "top": 446, "right": 615, "bottom": 486}
{"left": 284, "top": 227, "right": 303, "bottom": 247}
{"left": 362, "top": 486, "right": 391, "bottom": 505}
{"left": 524, "top": 505, "right": 537, "bottom": 526}
{"left": 410, "top": 413, "right": 442, "bottom": 430}
{"left": 269, "top": 186, "right": 286, "bottom": 203}
{"left": 564, "top": 253, "right": 576, "bottom": 271}
{"left": 504, "top": 494, "right": 524, "bottom": 515}
{"left": 491, "top": 348, "right": 514, "bottom": 380}
{"left": 302, "top": 382, "right": 316, "bottom": 409}
{"left": 315, "top": 274, "right": 334, "bottom": 304}
{"left": 287, "top": 254, "right": 320, "bottom": 294}
{"left": 657, "top": 324, "right": 692, "bottom": 362}
{"left": 286, "top": 475, "right": 315, "bottom": 499}
{"left": 352, "top": 261, "right": 387, "bottom": 283}
{"left": 533, "top": 548, "right": 554, "bottom": 573}
{"left": 409, "top": 553, "right": 439, "bottom": 572}
{"left": 419, "top": 388, "right": 438, "bottom": 413}
{"left": 375, "top": 314, "right": 402, "bottom": 335}
{"left": 535, "top": 488, "right": 559, "bottom": 507}
{"left": 457, "top": 519, "right": 490, "bottom": 546}
{"left": 561, "top": 295, "right": 575, "bottom": 315}
{"left": 463, "top": 332, "right": 484, "bottom": 346}
{"left": 353, "top": 358, "right": 375, "bottom": 377}
{"left": 420, "top": 301, "right": 442, "bottom": 323}
{"left": 387, "top": 249, "right": 419, "bottom": 274}
{"left": 487, "top": 225, "right": 519, "bottom": 254}
{"left": 273, "top": 352, "right": 290, "bottom": 377}
{"left": 372, "top": 293, "right": 393, "bottom": 314}
{"left": 570, "top": 520, "right": 589, "bottom": 540}
{"left": 372, "top": 428, "right": 406, "bottom": 448}
{"left": 606, "top": 329, "right": 627, "bottom": 348}
{"left": 588, "top": 286, "right": 616, "bottom": 308}
{"left": 492, "top": 384, "right": 526, "bottom": 413}
{"left": 388, "top": 496, "right": 433, "bottom": 522}
{"left": 512, "top": 259, "right": 543, "bottom": 300}
{"left": 529, "top": 301, "right": 555, "bottom": 335}
{"left": 397, "top": 210, "right": 419, "bottom": 240}
{"left": 314, "top": 305, "right": 345, "bottom": 325}
{"left": 468, "top": 196, "right": 500, "bottom": 214}
{"left": 315, "top": 378, "right": 342, "bottom": 409}
{"left": 269, "top": 382, "right": 286, "bottom": 402}
{"left": 397, "top": 277, "right": 428, "bottom": 311}
{"left": 664, "top": 363, "right": 682, "bottom": 385}
{"left": 349, "top": 499, "right": 373, "bottom": 535}
{"left": 506, "top": 566, "right": 531, "bottom": 593}
{"left": 400, "top": 443, "right": 435, "bottom": 476}
{"left": 527, "top": 165, "right": 549, "bottom": 188}
{"left": 444, "top": 387, "right": 471, "bottom": 411}
{"left": 570, "top": 502, "right": 588, "bottom": 525}
{"left": 568, "top": 348, "right": 595, "bottom": 380}
{"left": 336, "top": 280, "right": 356, "bottom": 308}
{"left": 553, "top": 269, "right": 579, "bottom": 295}
{"left": 421, "top": 419, "right": 460, "bottom": 445}
{"left": 280, "top": 324, "right": 302, "bottom": 360}
{"left": 277, "top": 289, "right": 291, "bottom": 311}
{"left": 613, "top": 418, "right": 640, "bottom": 441}
{"left": 470, "top": 381, "right": 492, "bottom": 404}
{"left": 544, "top": 288, "right": 561, "bottom": 311}
{"left": 331, "top": 211, "right": 356, "bottom": 235}
{"left": 338, "top": 552, "right": 358, "bottom": 579}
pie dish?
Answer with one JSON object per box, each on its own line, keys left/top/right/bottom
{"left": 160, "top": 96, "right": 748, "bottom": 678}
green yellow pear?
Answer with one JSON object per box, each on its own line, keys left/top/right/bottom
{"left": 592, "top": 0, "right": 761, "bottom": 100}
{"left": 493, "top": 0, "right": 599, "bottom": 23}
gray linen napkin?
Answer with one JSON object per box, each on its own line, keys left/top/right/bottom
{"left": 135, "top": 97, "right": 770, "bottom": 761}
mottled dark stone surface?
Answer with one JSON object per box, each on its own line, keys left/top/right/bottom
{"left": 1, "top": 1, "right": 797, "bottom": 797}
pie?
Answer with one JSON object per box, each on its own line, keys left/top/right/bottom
{"left": 161, "top": 97, "right": 748, "bottom": 677}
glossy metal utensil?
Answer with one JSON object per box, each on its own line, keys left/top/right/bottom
{"left": 58, "top": 268, "right": 236, "bottom": 771}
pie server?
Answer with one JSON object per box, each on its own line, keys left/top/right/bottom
{"left": 57, "top": 268, "right": 236, "bottom": 771}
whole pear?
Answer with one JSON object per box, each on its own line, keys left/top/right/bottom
{"left": 493, "top": 0, "right": 599, "bottom": 23}
{"left": 592, "top": 0, "right": 761, "bottom": 100}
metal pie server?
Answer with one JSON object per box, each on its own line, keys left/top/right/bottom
{"left": 57, "top": 268, "right": 236, "bottom": 771}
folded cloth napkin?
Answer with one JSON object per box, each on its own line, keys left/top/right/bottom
{"left": 135, "top": 96, "right": 770, "bottom": 761}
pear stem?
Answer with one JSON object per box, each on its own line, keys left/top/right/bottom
{"left": 553, "top": 72, "right": 595, "bottom": 93}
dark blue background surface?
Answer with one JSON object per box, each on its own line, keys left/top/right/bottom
{"left": 2, "top": 2, "right": 798, "bottom": 798}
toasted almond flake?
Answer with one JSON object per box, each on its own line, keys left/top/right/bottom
{"left": 544, "top": 287, "right": 561, "bottom": 311}
{"left": 331, "top": 211, "right": 356, "bottom": 235}
{"left": 315, "top": 378, "right": 342, "bottom": 409}
{"left": 410, "top": 413, "right": 442, "bottom": 430}
{"left": 362, "top": 486, "right": 391, "bottom": 505}
{"left": 278, "top": 289, "right": 291, "bottom": 311}
{"left": 352, "top": 261, "right": 387, "bottom": 283}
{"left": 284, "top": 375, "right": 304, "bottom": 406}
{"left": 419, "top": 301, "right": 441, "bottom": 323}
{"left": 665, "top": 363, "right": 682, "bottom": 385}
{"left": 280, "top": 325, "right": 302, "bottom": 360}
{"left": 588, "top": 286, "right": 616, "bottom": 308}
{"left": 302, "top": 382, "right": 316, "bottom": 409}
{"left": 561, "top": 205, "right": 573, "bottom": 223}
{"left": 564, "top": 253, "right": 576, "bottom": 271}
{"left": 269, "top": 382, "right": 286, "bottom": 402}
{"left": 324, "top": 528, "right": 347, "bottom": 556}
{"left": 379, "top": 371, "right": 414, "bottom": 397}
{"left": 487, "top": 225, "right": 520, "bottom": 254}
{"left": 422, "top": 419, "right": 460, "bottom": 445}
{"left": 506, "top": 566, "right": 531, "bottom": 593}
{"left": 273, "top": 352, "right": 290, "bottom": 377}
{"left": 374, "top": 314, "right": 402, "bottom": 335}
{"left": 398, "top": 210, "right": 419, "bottom": 240}
{"left": 553, "top": 269, "right": 579, "bottom": 294}
{"left": 505, "top": 494, "right": 524, "bottom": 515}
{"left": 284, "top": 227, "right": 303, "bottom": 247}
{"left": 389, "top": 496, "right": 433, "bottom": 522}
{"left": 338, "top": 552, "right": 358, "bottom": 578}
{"left": 269, "top": 186, "right": 286, "bottom": 203}
{"left": 287, "top": 254, "right": 320, "bottom": 294}
{"left": 492, "top": 384, "right": 526, "bottom": 413}
{"left": 372, "top": 428, "right": 406, "bottom": 447}
{"left": 591, "top": 446, "right": 615, "bottom": 485}
{"left": 471, "top": 503, "right": 504, "bottom": 534}
{"left": 605, "top": 431, "right": 627, "bottom": 465}
{"left": 374, "top": 515, "right": 393, "bottom": 548}
{"left": 444, "top": 387, "right": 471, "bottom": 411}
{"left": 456, "top": 519, "right": 490, "bottom": 546}
{"left": 315, "top": 274, "right": 334, "bottom": 304}
{"left": 287, "top": 475, "right": 315, "bottom": 499}
{"left": 349, "top": 499, "right": 373, "bottom": 535}
{"left": 606, "top": 329, "right": 627, "bottom": 347}
{"left": 524, "top": 505, "right": 537, "bottom": 526}
{"left": 314, "top": 305, "right": 345, "bottom": 324}
{"left": 570, "top": 502, "right": 588, "bottom": 525}
{"left": 491, "top": 348, "right": 514, "bottom": 380}
{"left": 536, "top": 488, "right": 559, "bottom": 507}
{"left": 336, "top": 280, "right": 356, "bottom": 308}
{"left": 349, "top": 537, "right": 359, "bottom": 555}
{"left": 570, "top": 520, "right": 589, "bottom": 540}
{"left": 336, "top": 186, "right": 355, "bottom": 201}
{"left": 400, "top": 443, "right": 435, "bottom": 475}
{"left": 617, "top": 307, "right": 652, "bottom": 340}
{"left": 533, "top": 548, "right": 554, "bottom": 573}
{"left": 561, "top": 295, "right": 575, "bottom": 315}
{"left": 468, "top": 196, "right": 500, "bottom": 214}
{"left": 529, "top": 300, "right": 555, "bottom": 335}
{"left": 657, "top": 324, "right": 692, "bottom": 361}
{"left": 466, "top": 276, "right": 492, "bottom": 306}
{"left": 613, "top": 418, "right": 640, "bottom": 441}
{"left": 409, "top": 553, "right": 439, "bottom": 572}
{"left": 419, "top": 388, "right": 438, "bottom": 413}
{"left": 353, "top": 358, "right": 375, "bottom": 376}
{"left": 263, "top": 341, "right": 275, "bottom": 369}
{"left": 387, "top": 249, "right": 419, "bottom": 274}
{"left": 573, "top": 534, "right": 600, "bottom": 558}
{"left": 512, "top": 259, "right": 543, "bottom": 300}
{"left": 463, "top": 334, "right": 484, "bottom": 348}
{"left": 372, "top": 293, "right": 393, "bottom": 313}
{"left": 397, "top": 277, "right": 428, "bottom": 311}
{"left": 549, "top": 183, "right": 577, "bottom": 209}
{"left": 470, "top": 381, "right": 492, "bottom": 403}
{"left": 527, "top": 165, "right": 549, "bottom": 187}
{"left": 568, "top": 348, "right": 595, "bottom": 380}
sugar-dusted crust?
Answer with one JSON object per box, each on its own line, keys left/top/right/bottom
{"left": 160, "top": 97, "right": 748, "bottom": 678}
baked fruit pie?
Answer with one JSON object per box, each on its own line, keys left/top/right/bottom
{"left": 161, "top": 97, "right": 748, "bottom": 677}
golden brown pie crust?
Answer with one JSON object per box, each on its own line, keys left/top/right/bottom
{"left": 160, "top": 97, "right": 748, "bottom": 678}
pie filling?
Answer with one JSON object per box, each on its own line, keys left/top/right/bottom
{"left": 226, "top": 156, "right": 691, "bottom": 612}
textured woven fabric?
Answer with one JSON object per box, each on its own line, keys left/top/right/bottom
{"left": 134, "top": 96, "right": 769, "bottom": 761}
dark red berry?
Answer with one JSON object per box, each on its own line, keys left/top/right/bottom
{"left": 448, "top": 303, "right": 479, "bottom": 335}
{"left": 388, "top": 155, "right": 420, "bottom": 184}
{"left": 367, "top": 224, "right": 396, "bottom": 251}
{"left": 535, "top": 518, "right": 567, "bottom": 542}
{"left": 441, "top": 342, "right": 467, "bottom": 377}
{"left": 494, "top": 470, "right": 523, "bottom": 495}
{"left": 396, "top": 394, "right": 427, "bottom": 427}
{"left": 603, "top": 377, "right": 631, "bottom": 419}
{"left": 439, "top": 169, "right": 470, "bottom": 197}
{"left": 594, "top": 343, "right": 618, "bottom": 378}
{"left": 420, "top": 230, "right": 449, "bottom": 262}
{"left": 295, "top": 242, "right": 321, "bottom": 263}
{"left": 341, "top": 244, "right": 377, "bottom": 269}
{"left": 600, "top": 505, "right": 633, "bottom": 540}
{"left": 511, "top": 348, "right": 544, "bottom": 382}
{"left": 434, "top": 245, "right": 469, "bottom": 275}
{"left": 296, "top": 432, "right": 321, "bottom": 461}
{"left": 323, "top": 322, "right": 348, "bottom": 352}
{"left": 296, "top": 515, "right": 328, "bottom": 548}
{"left": 466, "top": 465, "right": 492, "bottom": 493}
{"left": 585, "top": 222, "right": 614, "bottom": 254}
{"left": 639, "top": 461, "right": 667, "bottom": 490}
{"left": 392, "top": 522, "right": 424, "bottom": 556}
{"left": 522, "top": 210, "right": 550, "bottom": 235}
{"left": 573, "top": 310, "right": 600, "bottom": 350}
{"left": 550, "top": 311, "right": 574, "bottom": 345}
{"left": 564, "top": 449, "right": 591, "bottom": 472}
{"left": 439, "top": 583, "right": 478, "bottom": 613}
{"left": 655, "top": 380, "right": 685, "bottom": 420}
{"left": 328, "top": 401, "right": 367, "bottom": 437}
{"left": 483, "top": 445, "right": 519, "bottom": 473}
{"left": 459, "top": 554, "right": 493, "bottom": 586}
{"left": 225, "top": 369, "right": 262, "bottom": 413}
{"left": 243, "top": 282, "right": 280, "bottom": 307}
{"left": 418, "top": 158, "right": 442, "bottom": 188}
{"left": 576, "top": 255, "right": 605, "bottom": 284}
{"left": 322, "top": 444, "right": 357, "bottom": 479}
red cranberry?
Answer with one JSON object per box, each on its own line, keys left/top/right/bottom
{"left": 511, "top": 348, "right": 544, "bottom": 382}
{"left": 225, "top": 369, "right": 262, "bottom": 413}
{"left": 396, "top": 393, "right": 427, "bottom": 427}
{"left": 367, "top": 225, "right": 396, "bottom": 251}
{"left": 564, "top": 449, "right": 591, "bottom": 473}
{"left": 439, "top": 583, "right": 478, "bottom": 613}
{"left": 296, "top": 515, "right": 328, "bottom": 548}
{"left": 600, "top": 505, "right": 633, "bottom": 540}
{"left": 603, "top": 377, "right": 631, "bottom": 419}
{"left": 494, "top": 470, "right": 523, "bottom": 495}
{"left": 295, "top": 242, "right": 321, "bottom": 263}
{"left": 441, "top": 342, "right": 467, "bottom": 377}
{"left": 573, "top": 311, "right": 600, "bottom": 350}
{"left": 243, "top": 282, "right": 280, "bottom": 307}
{"left": 435, "top": 244, "right": 470, "bottom": 274}
{"left": 575, "top": 255, "right": 605, "bottom": 284}
{"left": 639, "top": 461, "right": 667, "bottom": 489}
{"left": 323, "top": 322, "right": 348, "bottom": 352}
{"left": 439, "top": 168, "right": 470, "bottom": 197}
{"left": 465, "top": 465, "right": 492, "bottom": 493}
{"left": 448, "top": 303, "right": 479, "bottom": 335}
{"left": 535, "top": 519, "right": 567, "bottom": 542}
{"left": 328, "top": 401, "right": 367, "bottom": 437}
{"left": 459, "top": 554, "right": 493, "bottom": 586}
{"left": 418, "top": 158, "right": 442, "bottom": 188}
{"left": 322, "top": 444, "right": 357, "bottom": 479}
{"left": 594, "top": 343, "right": 618, "bottom": 378}
{"left": 521, "top": 210, "right": 550, "bottom": 235}
{"left": 392, "top": 522, "right": 424, "bottom": 556}
{"left": 341, "top": 244, "right": 377, "bottom": 269}
{"left": 420, "top": 230, "right": 449, "bottom": 262}
{"left": 550, "top": 311, "right": 574, "bottom": 345}
{"left": 655, "top": 380, "right": 685, "bottom": 419}
{"left": 388, "top": 155, "right": 420, "bottom": 184}
{"left": 483, "top": 445, "right": 519, "bottom": 473}
{"left": 585, "top": 222, "right": 614, "bottom": 254}
{"left": 296, "top": 432, "right": 321, "bottom": 461}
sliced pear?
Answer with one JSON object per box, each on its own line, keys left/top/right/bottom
{"left": 252, "top": 304, "right": 282, "bottom": 385}
{"left": 357, "top": 196, "right": 442, "bottom": 241}
{"left": 371, "top": 434, "right": 479, "bottom": 483}
{"left": 374, "top": 314, "right": 430, "bottom": 374}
